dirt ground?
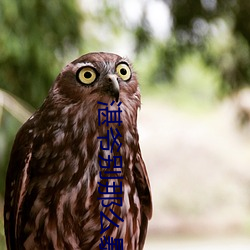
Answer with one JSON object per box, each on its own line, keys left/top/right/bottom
{"left": 138, "top": 98, "right": 250, "bottom": 247}
{"left": 144, "top": 237, "right": 250, "bottom": 250}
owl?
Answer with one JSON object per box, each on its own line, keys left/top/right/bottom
{"left": 4, "top": 52, "right": 152, "bottom": 250}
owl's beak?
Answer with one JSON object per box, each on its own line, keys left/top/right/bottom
{"left": 107, "top": 74, "right": 120, "bottom": 102}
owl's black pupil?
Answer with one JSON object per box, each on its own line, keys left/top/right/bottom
{"left": 120, "top": 68, "right": 127, "bottom": 75}
{"left": 84, "top": 72, "right": 92, "bottom": 79}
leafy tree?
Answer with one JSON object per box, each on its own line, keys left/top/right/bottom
{"left": 0, "top": 0, "right": 83, "bottom": 196}
{"left": 134, "top": 0, "right": 250, "bottom": 95}
{"left": 169, "top": 0, "right": 250, "bottom": 94}
{"left": 0, "top": 0, "right": 82, "bottom": 108}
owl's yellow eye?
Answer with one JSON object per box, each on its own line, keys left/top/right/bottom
{"left": 77, "top": 67, "right": 97, "bottom": 85}
{"left": 116, "top": 63, "right": 131, "bottom": 81}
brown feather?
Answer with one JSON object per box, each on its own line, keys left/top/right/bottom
{"left": 4, "top": 52, "right": 152, "bottom": 250}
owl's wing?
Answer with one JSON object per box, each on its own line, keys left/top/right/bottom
{"left": 134, "top": 147, "right": 152, "bottom": 249}
{"left": 4, "top": 121, "right": 33, "bottom": 249}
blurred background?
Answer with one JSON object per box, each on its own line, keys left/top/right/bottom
{"left": 1, "top": 0, "right": 250, "bottom": 249}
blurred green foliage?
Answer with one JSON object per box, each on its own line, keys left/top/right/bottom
{"left": 0, "top": 110, "right": 22, "bottom": 196}
{"left": 142, "top": 0, "right": 250, "bottom": 95}
{"left": 0, "top": 203, "right": 5, "bottom": 250}
{"left": 1, "top": 0, "right": 250, "bottom": 246}
{"left": 0, "top": 0, "right": 83, "bottom": 197}
{"left": 1, "top": 0, "right": 250, "bottom": 196}
{"left": 0, "top": 0, "right": 82, "bottom": 108}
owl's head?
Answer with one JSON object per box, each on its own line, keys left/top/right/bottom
{"left": 51, "top": 52, "right": 141, "bottom": 108}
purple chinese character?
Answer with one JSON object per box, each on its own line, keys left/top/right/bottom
{"left": 99, "top": 236, "right": 123, "bottom": 250}
{"left": 100, "top": 210, "right": 124, "bottom": 234}
{"left": 98, "top": 101, "right": 122, "bottom": 127}
{"left": 99, "top": 155, "right": 123, "bottom": 169}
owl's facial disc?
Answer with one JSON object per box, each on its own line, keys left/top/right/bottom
{"left": 107, "top": 74, "right": 119, "bottom": 102}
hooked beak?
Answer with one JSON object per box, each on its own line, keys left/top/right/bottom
{"left": 107, "top": 74, "right": 119, "bottom": 102}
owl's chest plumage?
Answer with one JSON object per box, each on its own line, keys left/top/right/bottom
{"left": 20, "top": 112, "right": 141, "bottom": 249}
